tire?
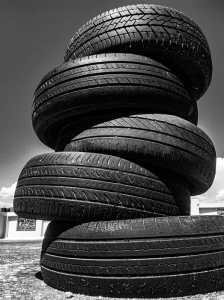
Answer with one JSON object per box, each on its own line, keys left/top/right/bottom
{"left": 13, "top": 152, "right": 190, "bottom": 221}
{"left": 59, "top": 114, "right": 216, "bottom": 196}
{"left": 32, "top": 53, "right": 197, "bottom": 149}
{"left": 41, "top": 216, "right": 224, "bottom": 298}
{"left": 64, "top": 4, "right": 212, "bottom": 100}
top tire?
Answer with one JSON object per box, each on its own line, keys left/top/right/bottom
{"left": 64, "top": 4, "right": 212, "bottom": 100}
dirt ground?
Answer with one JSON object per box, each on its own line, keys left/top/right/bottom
{"left": 0, "top": 240, "right": 224, "bottom": 300}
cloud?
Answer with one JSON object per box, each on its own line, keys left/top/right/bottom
{"left": 0, "top": 182, "right": 17, "bottom": 208}
{"left": 216, "top": 189, "right": 224, "bottom": 200}
{"left": 191, "top": 158, "right": 224, "bottom": 203}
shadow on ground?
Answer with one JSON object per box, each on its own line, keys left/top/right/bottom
{"left": 35, "top": 271, "right": 43, "bottom": 281}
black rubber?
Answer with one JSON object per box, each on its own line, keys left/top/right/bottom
{"left": 64, "top": 4, "right": 212, "bottom": 100}
{"left": 41, "top": 216, "right": 224, "bottom": 298}
{"left": 59, "top": 114, "right": 216, "bottom": 196}
{"left": 13, "top": 152, "right": 191, "bottom": 221}
{"left": 32, "top": 53, "right": 197, "bottom": 149}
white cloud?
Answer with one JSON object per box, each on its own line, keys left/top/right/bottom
{"left": 0, "top": 182, "right": 17, "bottom": 208}
{"left": 216, "top": 189, "right": 224, "bottom": 200}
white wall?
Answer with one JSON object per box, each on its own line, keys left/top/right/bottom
{"left": 199, "top": 207, "right": 219, "bottom": 215}
{"left": 0, "top": 212, "right": 50, "bottom": 239}
{"left": 41, "top": 220, "right": 50, "bottom": 236}
{"left": 0, "top": 214, "right": 6, "bottom": 238}
{"left": 191, "top": 198, "right": 200, "bottom": 215}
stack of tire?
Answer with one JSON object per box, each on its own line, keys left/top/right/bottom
{"left": 13, "top": 4, "right": 224, "bottom": 298}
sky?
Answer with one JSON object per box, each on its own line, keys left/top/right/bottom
{"left": 0, "top": 0, "right": 224, "bottom": 207}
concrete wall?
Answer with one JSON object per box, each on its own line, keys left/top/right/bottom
{"left": 7, "top": 217, "right": 41, "bottom": 239}
{"left": 191, "top": 199, "right": 199, "bottom": 215}
{"left": 41, "top": 220, "right": 49, "bottom": 236}
{"left": 0, "top": 214, "right": 6, "bottom": 238}
{"left": 0, "top": 212, "right": 50, "bottom": 239}
{"left": 199, "top": 207, "right": 219, "bottom": 215}
{"left": 190, "top": 199, "right": 224, "bottom": 216}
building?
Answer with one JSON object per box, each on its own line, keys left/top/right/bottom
{"left": 191, "top": 199, "right": 224, "bottom": 215}
{"left": 0, "top": 208, "right": 49, "bottom": 239}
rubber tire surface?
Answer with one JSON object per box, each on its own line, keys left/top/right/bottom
{"left": 13, "top": 152, "right": 191, "bottom": 221}
{"left": 32, "top": 53, "right": 197, "bottom": 149}
{"left": 41, "top": 216, "right": 224, "bottom": 298}
{"left": 60, "top": 114, "right": 216, "bottom": 196}
{"left": 64, "top": 4, "right": 212, "bottom": 100}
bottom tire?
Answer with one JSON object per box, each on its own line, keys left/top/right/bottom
{"left": 41, "top": 216, "right": 224, "bottom": 298}
{"left": 41, "top": 267, "right": 224, "bottom": 298}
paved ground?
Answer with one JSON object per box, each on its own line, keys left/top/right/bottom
{"left": 1, "top": 240, "right": 224, "bottom": 300}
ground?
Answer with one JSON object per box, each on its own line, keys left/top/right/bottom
{"left": 0, "top": 240, "right": 224, "bottom": 300}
